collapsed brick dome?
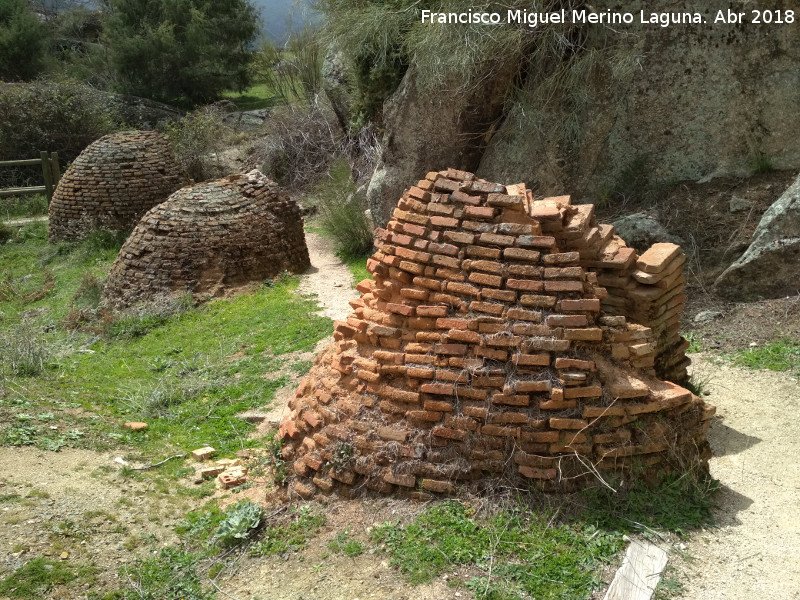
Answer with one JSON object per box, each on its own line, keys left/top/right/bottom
{"left": 48, "top": 130, "right": 188, "bottom": 242}
{"left": 103, "top": 170, "right": 310, "bottom": 307}
{"left": 278, "top": 169, "right": 714, "bottom": 500}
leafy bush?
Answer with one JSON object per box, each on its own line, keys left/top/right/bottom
{"left": 313, "top": 159, "right": 374, "bottom": 259}
{"left": 0, "top": 0, "right": 47, "bottom": 81}
{"left": 214, "top": 501, "right": 264, "bottom": 546}
{"left": 162, "top": 105, "right": 234, "bottom": 182}
{"left": 0, "top": 81, "right": 117, "bottom": 188}
{"left": 104, "top": 0, "right": 259, "bottom": 106}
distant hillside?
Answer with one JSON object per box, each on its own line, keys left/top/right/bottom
{"left": 254, "top": 0, "right": 317, "bottom": 42}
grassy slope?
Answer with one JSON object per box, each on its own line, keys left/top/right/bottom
{"left": 0, "top": 223, "right": 331, "bottom": 458}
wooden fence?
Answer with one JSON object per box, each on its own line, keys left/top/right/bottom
{"left": 0, "top": 152, "right": 61, "bottom": 202}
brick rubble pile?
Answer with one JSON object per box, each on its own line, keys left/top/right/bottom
{"left": 103, "top": 170, "right": 309, "bottom": 307}
{"left": 278, "top": 169, "right": 713, "bottom": 500}
{"left": 48, "top": 130, "right": 187, "bottom": 242}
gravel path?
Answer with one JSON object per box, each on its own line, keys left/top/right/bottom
{"left": 675, "top": 355, "right": 800, "bottom": 600}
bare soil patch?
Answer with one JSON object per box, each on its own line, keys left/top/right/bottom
{"left": 673, "top": 355, "right": 800, "bottom": 600}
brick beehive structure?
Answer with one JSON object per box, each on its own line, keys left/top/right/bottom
{"left": 48, "top": 130, "right": 188, "bottom": 242}
{"left": 103, "top": 170, "right": 309, "bottom": 307}
{"left": 278, "top": 169, "right": 713, "bottom": 500}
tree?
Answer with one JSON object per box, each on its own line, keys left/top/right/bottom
{"left": 104, "top": 0, "right": 259, "bottom": 105}
{"left": 0, "top": 0, "right": 48, "bottom": 81}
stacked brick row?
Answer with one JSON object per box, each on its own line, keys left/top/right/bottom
{"left": 48, "top": 131, "right": 188, "bottom": 242}
{"left": 522, "top": 196, "right": 691, "bottom": 382}
{"left": 103, "top": 170, "right": 310, "bottom": 307}
{"left": 277, "top": 169, "right": 713, "bottom": 501}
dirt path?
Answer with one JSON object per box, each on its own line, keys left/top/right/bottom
{"left": 297, "top": 231, "right": 356, "bottom": 322}
{"left": 674, "top": 356, "right": 800, "bottom": 600}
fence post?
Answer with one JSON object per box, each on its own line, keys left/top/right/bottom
{"left": 41, "top": 151, "right": 53, "bottom": 201}
{"left": 49, "top": 152, "right": 61, "bottom": 197}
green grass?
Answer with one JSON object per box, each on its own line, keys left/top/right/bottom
{"left": 250, "top": 506, "right": 326, "bottom": 556}
{"left": 372, "top": 500, "right": 624, "bottom": 599}
{"left": 0, "top": 194, "right": 49, "bottom": 220}
{"left": 0, "top": 557, "right": 97, "bottom": 599}
{"left": 328, "top": 530, "right": 366, "bottom": 558}
{"left": 733, "top": 338, "right": 800, "bottom": 374}
{"left": 0, "top": 225, "right": 332, "bottom": 458}
{"left": 343, "top": 253, "right": 371, "bottom": 285}
{"left": 584, "top": 472, "right": 718, "bottom": 536}
{"left": 221, "top": 83, "right": 280, "bottom": 111}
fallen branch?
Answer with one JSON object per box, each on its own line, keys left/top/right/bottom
{"left": 130, "top": 453, "right": 187, "bottom": 471}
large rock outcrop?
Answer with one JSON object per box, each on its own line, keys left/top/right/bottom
{"left": 278, "top": 169, "right": 712, "bottom": 501}
{"left": 48, "top": 131, "right": 187, "bottom": 242}
{"left": 103, "top": 171, "right": 309, "bottom": 307}
{"left": 364, "top": 0, "right": 800, "bottom": 223}
{"left": 715, "top": 172, "right": 800, "bottom": 300}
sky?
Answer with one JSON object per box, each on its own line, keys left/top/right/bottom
{"left": 253, "top": 0, "right": 317, "bottom": 42}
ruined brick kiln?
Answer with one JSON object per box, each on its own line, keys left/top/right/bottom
{"left": 278, "top": 169, "right": 714, "bottom": 500}
{"left": 102, "top": 170, "right": 310, "bottom": 307}
{"left": 48, "top": 130, "right": 188, "bottom": 242}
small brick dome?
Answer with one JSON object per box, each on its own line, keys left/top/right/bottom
{"left": 277, "top": 169, "right": 713, "bottom": 501}
{"left": 103, "top": 170, "right": 310, "bottom": 307}
{"left": 48, "top": 130, "right": 188, "bottom": 242}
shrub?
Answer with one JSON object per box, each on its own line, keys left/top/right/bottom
{"left": 253, "top": 27, "right": 323, "bottom": 105}
{"left": 0, "top": 320, "right": 52, "bottom": 377}
{"left": 254, "top": 96, "right": 344, "bottom": 190}
{"left": 314, "top": 159, "right": 374, "bottom": 260}
{"left": 162, "top": 105, "right": 235, "bottom": 182}
{"left": 0, "top": 221, "right": 12, "bottom": 245}
{"left": 0, "top": 0, "right": 47, "bottom": 81}
{"left": 0, "top": 81, "right": 117, "bottom": 187}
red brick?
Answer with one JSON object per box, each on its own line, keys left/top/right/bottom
{"left": 563, "top": 327, "right": 603, "bottom": 341}
{"left": 542, "top": 252, "right": 580, "bottom": 264}
{"left": 506, "top": 278, "right": 543, "bottom": 291}
{"left": 430, "top": 215, "right": 459, "bottom": 228}
{"left": 488, "top": 411, "right": 528, "bottom": 424}
{"left": 377, "top": 427, "right": 409, "bottom": 442}
{"left": 414, "top": 305, "right": 448, "bottom": 318}
{"left": 546, "top": 314, "right": 588, "bottom": 327}
{"left": 420, "top": 382, "right": 455, "bottom": 395}
{"left": 407, "top": 367, "right": 435, "bottom": 379}
{"left": 544, "top": 266, "right": 583, "bottom": 279}
{"left": 465, "top": 259, "right": 502, "bottom": 273}
{"left": 507, "top": 307, "right": 542, "bottom": 321}
{"left": 431, "top": 254, "right": 461, "bottom": 269}
{"left": 447, "top": 329, "right": 481, "bottom": 344}
{"left": 520, "top": 294, "right": 557, "bottom": 308}
{"left": 436, "top": 317, "right": 469, "bottom": 330}
{"left": 469, "top": 272, "right": 503, "bottom": 287}
{"left": 428, "top": 242, "right": 459, "bottom": 255}
{"left": 383, "top": 471, "right": 416, "bottom": 488}
{"left": 512, "top": 353, "right": 551, "bottom": 367}
{"left": 465, "top": 205, "right": 497, "bottom": 219}
{"left": 432, "top": 426, "right": 466, "bottom": 441}
{"left": 443, "top": 231, "right": 475, "bottom": 245}
{"left": 469, "top": 301, "right": 504, "bottom": 315}
{"left": 516, "top": 235, "right": 556, "bottom": 248}
{"left": 519, "top": 466, "right": 558, "bottom": 479}
{"left": 424, "top": 399, "right": 454, "bottom": 412}
{"left": 636, "top": 242, "right": 682, "bottom": 273}
{"left": 549, "top": 418, "right": 589, "bottom": 429}
{"left": 421, "top": 478, "right": 456, "bottom": 493}
{"left": 503, "top": 248, "right": 541, "bottom": 262}
{"left": 406, "top": 410, "right": 443, "bottom": 422}
{"left": 445, "top": 415, "right": 480, "bottom": 431}
{"left": 487, "top": 193, "right": 523, "bottom": 208}
{"left": 554, "top": 358, "right": 595, "bottom": 370}
{"left": 491, "top": 393, "right": 530, "bottom": 407}
{"left": 544, "top": 280, "right": 583, "bottom": 292}
{"left": 434, "top": 343, "right": 468, "bottom": 355}
{"left": 559, "top": 298, "right": 600, "bottom": 312}
{"left": 466, "top": 245, "right": 501, "bottom": 259}
{"left": 481, "top": 288, "right": 517, "bottom": 302}
{"left": 475, "top": 346, "right": 508, "bottom": 360}
{"left": 427, "top": 202, "right": 455, "bottom": 216}
{"left": 479, "top": 232, "right": 515, "bottom": 246}
{"left": 514, "top": 380, "right": 550, "bottom": 392}
{"left": 481, "top": 424, "right": 519, "bottom": 437}
{"left": 447, "top": 281, "right": 480, "bottom": 297}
